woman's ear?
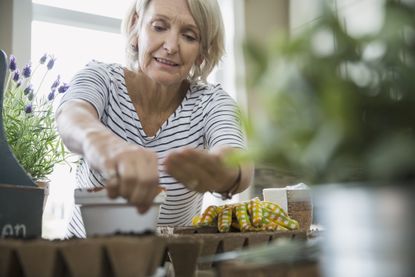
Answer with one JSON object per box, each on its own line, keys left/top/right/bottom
{"left": 131, "top": 13, "right": 139, "bottom": 32}
{"left": 195, "top": 55, "right": 204, "bottom": 66}
{"left": 130, "top": 13, "right": 139, "bottom": 51}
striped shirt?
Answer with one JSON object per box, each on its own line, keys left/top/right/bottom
{"left": 60, "top": 60, "right": 245, "bottom": 237}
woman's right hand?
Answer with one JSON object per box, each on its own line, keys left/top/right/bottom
{"left": 56, "top": 100, "right": 160, "bottom": 213}
{"left": 83, "top": 130, "right": 160, "bottom": 213}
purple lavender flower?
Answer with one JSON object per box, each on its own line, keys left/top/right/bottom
{"left": 39, "top": 53, "right": 47, "bottom": 64}
{"left": 58, "top": 83, "right": 69, "bottom": 93}
{"left": 47, "top": 57, "right": 56, "bottom": 70}
{"left": 51, "top": 75, "right": 60, "bottom": 89}
{"left": 9, "top": 55, "right": 17, "bottom": 72}
{"left": 48, "top": 90, "right": 55, "bottom": 101}
{"left": 24, "top": 104, "right": 33, "bottom": 114}
{"left": 22, "top": 63, "right": 32, "bottom": 78}
{"left": 27, "top": 91, "right": 34, "bottom": 101}
{"left": 12, "top": 69, "right": 20, "bottom": 82}
{"left": 24, "top": 84, "right": 33, "bottom": 95}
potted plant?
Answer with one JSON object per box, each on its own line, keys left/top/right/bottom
{"left": 2, "top": 53, "right": 70, "bottom": 184}
{"left": 245, "top": 1, "right": 415, "bottom": 276}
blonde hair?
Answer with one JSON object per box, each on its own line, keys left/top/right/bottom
{"left": 121, "top": 0, "right": 225, "bottom": 83}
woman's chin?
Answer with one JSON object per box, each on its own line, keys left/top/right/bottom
{"left": 149, "top": 74, "right": 185, "bottom": 87}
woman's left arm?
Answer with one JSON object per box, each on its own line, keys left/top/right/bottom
{"left": 208, "top": 146, "right": 254, "bottom": 195}
{"left": 165, "top": 88, "right": 254, "bottom": 195}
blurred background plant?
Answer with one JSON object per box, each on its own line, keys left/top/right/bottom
{"left": 3, "top": 53, "right": 70, "bottom": 180}
{"left": 245, "top": 0, "right": 415, "bottom": 184}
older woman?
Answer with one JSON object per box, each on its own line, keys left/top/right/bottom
{"left": 56, "top": 0, "right": 254, "bottom": 238}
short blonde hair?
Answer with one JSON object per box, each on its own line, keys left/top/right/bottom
{"left": 122, "top": 0, "right": 225, "bottom": 83}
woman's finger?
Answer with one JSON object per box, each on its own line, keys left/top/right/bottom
{"left": 131, "top": 183, "right": 163, "bottom": 213}
{"left": 117, "top": 159, "right": 148, "bottom": 200}
{"left": 106, "top": 175, "right": 119, "bottom": 198}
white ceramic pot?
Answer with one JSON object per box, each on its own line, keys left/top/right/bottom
{"left": 75, "top": 189, "right": 166, "bottom": 236}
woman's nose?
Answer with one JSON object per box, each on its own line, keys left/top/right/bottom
{"left": 163, "top": 33, "right": 179, "bottom": 54}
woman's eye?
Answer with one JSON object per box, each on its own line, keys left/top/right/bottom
{"left": 153, "top": 25, "right": 166, "bottom": 32}
{"left": 183, "top": 34, "right": 197, "bottom": 42}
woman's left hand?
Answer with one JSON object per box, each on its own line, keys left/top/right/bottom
{"left": 164, "top": 147, "right": 240, "bottom": 193}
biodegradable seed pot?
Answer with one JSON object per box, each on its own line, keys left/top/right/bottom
{"left": 75, "top": 189, "right": 166, "bottom": 236}
{"left": 263, "top": 184, "right": 313, "bottom": 231}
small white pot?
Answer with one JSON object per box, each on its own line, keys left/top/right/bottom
{"left": 75, "top": 189, "right": 166, "bottom": 236}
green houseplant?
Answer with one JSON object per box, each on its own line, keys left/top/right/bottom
{"left": 246, "top": 1, "right": 415, "bottom": 185}
{"left": 3, "top": 53, "right": 69, "bottom": 181}
{"left": 244, "top": 1, "right": 415, "bottom": 276}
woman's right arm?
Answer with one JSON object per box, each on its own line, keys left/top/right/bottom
{"left": 56, "top": 100, "right": 161, "bottom": 213}
{"left": 56, "top": 99, "right": 114, "bottom": 157}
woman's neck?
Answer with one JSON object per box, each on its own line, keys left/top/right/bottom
{"left": 126, "top": 70, "right": 188, "bottom": 115}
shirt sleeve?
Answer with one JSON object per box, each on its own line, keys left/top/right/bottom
{"left": 58, "top": 60, "right": 110, "bottom": 119}
{"left": 203, "top": 85, "right": 246, "bottom": 150}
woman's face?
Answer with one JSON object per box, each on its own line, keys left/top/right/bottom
{"left": 137, "top": 0, "right": 202, "bottom": 86}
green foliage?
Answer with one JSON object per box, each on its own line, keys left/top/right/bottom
{"left": 3, "top": 55, "right": 69, "bottom": 180}
{"left": 246, "top": 1, "right": 415, "bottom": 184}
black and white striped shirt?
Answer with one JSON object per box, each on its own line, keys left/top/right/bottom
{"left": 60, "top": 61, "right": 245, "bottom": 237}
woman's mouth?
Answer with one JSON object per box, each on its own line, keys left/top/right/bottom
{"left": 154, "top": 57, "right": 179, "bottom": 66}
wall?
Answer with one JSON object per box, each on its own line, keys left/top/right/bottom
{"left": 243, "top": 0, "right": 294, "bottom": 194}
{"left": 0, "top": 0, "right": 32, "bottom": 63}
{"left": 290, "top": 0, "right": 383, "bottom": 37}
{"left": 244, "top": 0, "right": 289, "bottom": 45}
{"left": 0, "top": 0, "right": 13, "bottom": 55}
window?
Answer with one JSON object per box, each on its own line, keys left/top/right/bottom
{"left": 31, "top": 21, "right": 124, "bottom": 84}
{"left": 31, "top": 1, "right": 129, "bottom": 87}
{"left": 32, "top": 0, "right": 132, "bottom": 19}
{"left": 29, "top": 1, "right": 133, "bottom": 239}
